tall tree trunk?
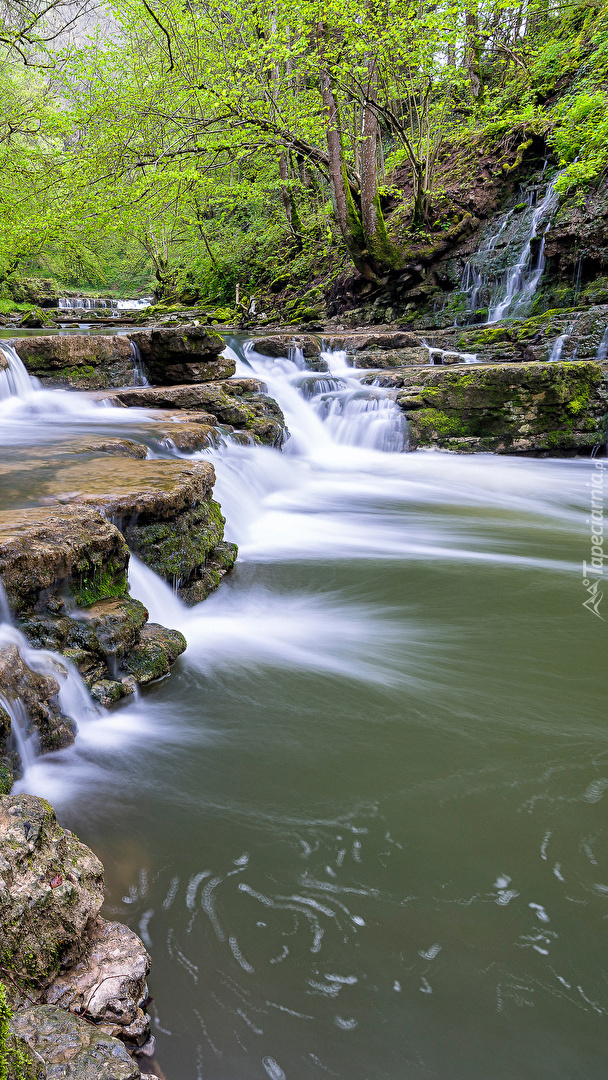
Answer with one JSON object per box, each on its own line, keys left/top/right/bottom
{"left": 360, "top": 72, "right": 399, "bottom": 268}
{"left": 319, "top": 69, "right": 375, "bottom": 279}
{"left": 279, "top": 152, "right": 303, "bottom": 247}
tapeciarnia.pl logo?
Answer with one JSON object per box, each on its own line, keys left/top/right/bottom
{"left": 582, "top": 460, "right": 605, "bottom": 619}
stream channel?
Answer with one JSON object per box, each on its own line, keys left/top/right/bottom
{"left": 0, "top": 329, "right": 606, "bottom": 1080}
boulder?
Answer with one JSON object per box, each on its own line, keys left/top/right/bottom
{"left": 0, "top": 644, "right": 75, "bottom": 753}
{"left": 365, "top": 361, "right": 608, "bottom": 453}
{"left": 122, "top": 623, "right": 187, "bottom": 684}
{"left": 107, "top": 381, "right": 287, "bottom": 447}
{"left": 351, "top": 347, "right": 429, "bottom": 368}
{"left": 9, "top": 1006, "right": 141, "bottom": 1079}
{"left": 0, "top": 506, "right": 130, "bottom": 618}
{"left": 36, "top": 457, "right": 234, "bottom": 603}
{"left": 252, "top": 334, "right": 320, "bottom": 358}
{"left": 0, "top": 507, "right": 187, "bottom": 708}
{"left": 0, "top": 794, "right": 104, "bottom": 991}
{"left": 128, "top": 326, "right": 231, "bottom": 384}
{"left": 45, "top": 916, "right": 151, "bottom": 1046}
{"left": 15, "top": 335, "right": 135, "bottom": 389}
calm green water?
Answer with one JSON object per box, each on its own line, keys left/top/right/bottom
{"left": 6, "top": 338, "right": 608, "bottom": 1079}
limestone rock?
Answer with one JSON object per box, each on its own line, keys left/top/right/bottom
{"left": 45, "top": 916, "right": 151, "bottom": 1046}
{"left": 10, "top": 1006, "right": 140, "bottom": 1079}
{"left": 128, "top": 326, "right": 230, "bottom": 384}
{"left": 253, "top": 334, "right": 320, "bottom": 358}
{"left": 15, "top": 335, "right": 135, "bottom": 389}
{"left": 0, "top": 644, "right": 75, "bottom": 752}
{"left": 0, "top": 506, "right": 129, "bottom": 618}
{"left": 0, "top": 794, "right": 104, "bottom": 990}
{"left": 109, "top": 381, "right": 286, "bottom": 446}
{"left": 122, "top": 623, "right": 187, "bottom": 683}
{"left": 365, "top": 361, "right": 608, "bottom": 453}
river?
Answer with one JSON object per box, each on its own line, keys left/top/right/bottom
{"left": 2, "top": 334, "right": 607, "bottom": 1079}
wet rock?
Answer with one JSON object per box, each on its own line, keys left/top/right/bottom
{"left": 368, "top": 361, "right": 608, "bottom": 453}
{"left": 110, "top": 381, "right": 287, "bottom": 446}
{"left": 10, "top": 1005, "right": 141, "bottom": 1079}
{"left": 75, "top": 439, "right": 148, "bottom": 459}
{"left": 252, "top": 334, "right": 320, "bottom": 358}
{"left": 351, "top": 347, "right": 429, "bottom": 368}
{"left": 122, "top": 623, "right": 187, "bottom": 684}
{"left": 18, "top": 308, "right": 58, "bottom": 330}
{"left": 15, "top": 335, "right": 135, "bottom": 389}
{"left": 0, "top": 506, "right": 129, "bottom": 618}
{"left": 0, "top": 793, "right": 105, "bottom": 992}
{"left": 0, "top": 644, "right": 75, "bottom": 752}
{"left": 45, "top": 916, "right": 151, "bottom": 1046}
{"left": 128, "top": 326, "right": 231, "bottom": 384}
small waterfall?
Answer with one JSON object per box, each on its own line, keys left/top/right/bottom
{"left": 423, "top": 342, "right": 478, "bottom": 366}
{"left": 130, "top": 340, "right": 149, "bottom": 386}
{"left": 0, "top": 342, "right": 40, "bottom": 400}
{"left": 548, "top": 334, "right": 568, "bottom": 362}
{"left": 243, "top": 342, "right": 408, "bottom": 454}
{"left": 596, "top": 326, "right": 608, "bottom": 362}
{"left": 1, "top": 696, "right": 39, "bottom": 772}
{"left": 58, "top": 297, "right": 152, "bottom": 313}
{"left": 487, "top": 177, "right": 560, "bottom": 323}
{"left": 459, "top": 169, "right": 562, "bottom": 326}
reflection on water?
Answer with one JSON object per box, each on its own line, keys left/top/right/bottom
{"left": 6, "top": 336, "right": 608, "bottom": 1079}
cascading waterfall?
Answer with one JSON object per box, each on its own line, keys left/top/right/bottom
{"left": 0, "top": 341, "right": 40, "bottom": 400}
{"left": 596, "top": 325, "right": 608, "bottom": 362}
{"left": 459, "top": 169, "right": 562, "bottom": 325}
{"left": 130, "top": 340, "right": 149, "bottom": 386}
{"left": 243, "top": 342, "right": 408, "bottom": 454}
{"left": 57, "top": 297, "right": 152, "bottom": 312}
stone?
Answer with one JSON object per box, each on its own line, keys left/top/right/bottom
{"left": 365, "top": 361, "right": 608, "bottom": 453}
{"left": 108, "top": 381, "right": 287, "bottom": 446}
{"left": 45, "top": 916, "right": 151, "bottom": 1046}
{"left": 0, "top": 644, "right": 76, "bottom": 753}
{"left": 252, "top": 334, "right": 320, "bottom": 358}
{"left": 0, "top": 507, "right": 129, "bottom": 618}
{"left": 122, "top": 623, "right": 187, "bottom": 683}
{"left": 351, "top": 347, "right": 429, "bottom": 368}
{"left": 128, "top": 326, "right": 231, "bottom": 384}
{"left": 9, "top": 1005, "right": 141, "bottom": 1079}
{"left": 0, "top": 794, "right": 104, "bottom": 991}
{"left": 15, "top": 335, "right": 135, "bottom": 389}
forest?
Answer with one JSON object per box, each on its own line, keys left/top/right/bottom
{"left": 1, "top": 0, "right": 607, "bottom": 316}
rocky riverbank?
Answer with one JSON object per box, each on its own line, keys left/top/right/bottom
{"left": 1, "top": 792, "right": 160, "bottom": 1079}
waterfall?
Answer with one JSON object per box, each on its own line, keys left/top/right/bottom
{"left": 459, "top": 169, "right": 562, "bottom": 326}
{"left": 0, "top": 342, "right": 40, "bottom": 400}
{"left": 243, "top": 342, "right": 408, "bottom": 455}
{"left": 57, "top": 297, "right": 152, "bottom": 313}
{"left": 130, "top": 340, "right": 150, "bottom": 386}
{"left": 1, "top": 696, "right": 39, "bottom": 772}
{"left": 487, "top": 176, "right": 560, "bottom": 323}
{"left": 596, "top": 326, "right": 608, "bottom": 362}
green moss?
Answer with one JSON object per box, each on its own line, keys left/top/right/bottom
{"left": 74, "top": 565, "right": 128, "bottom": 607}
{"left": 126, "top": 501, "right": 225, "bottom": 581}
{"left": 0, "top": 982, "right": 40, "bottom": 1079}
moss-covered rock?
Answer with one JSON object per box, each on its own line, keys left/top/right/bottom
{"left": 122, "top": 623, "right": 186, "bottom": 683}
{"left": 15, "top": 336, "right": 134, "bottom": 389}
{"left": 365, "top": 361, "right": 608, "bottom": 453}
{"left": 128, "top": 325, "right": 230, "bottom": 384}
{"left": 0, "top": 794, "right": 105, "bottom": 992}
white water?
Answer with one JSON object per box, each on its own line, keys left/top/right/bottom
{"left": 0, "top": 341, "right": 40, "bottom": 400}
{"left": 596, "top": 325, "right": 608, "bottom": 362}
{"left": 488, "top": 176, "right": 560, "bottom": 323}
{"left": 58, "top": 297, "right": 152, "bottom": 312}
{"left": 2, "top": 336, "right": 593, "bottom": 808}
{"left": 459, "top": 170, "right": 561, "bottom": 325}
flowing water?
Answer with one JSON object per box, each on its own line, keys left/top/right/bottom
{"left": 460, "top": 170, "right": 562, "bottom": 325}
{"left": 1, "top": 338, "right": 607, "bottom": 1079}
